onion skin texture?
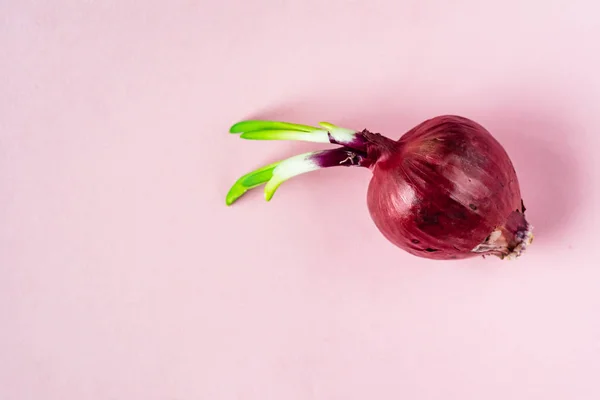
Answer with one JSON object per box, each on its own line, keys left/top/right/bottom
{"left": 226, "top": 115, "right": 533, "bottom": 261}
{"left": 365, "top": 116, "right": 529, "bottom": 260}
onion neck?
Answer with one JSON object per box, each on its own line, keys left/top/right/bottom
{"left": 352, "top": 129, "right": 399, "bottom": 168}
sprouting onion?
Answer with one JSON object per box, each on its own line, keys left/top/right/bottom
{"left": 226, "top": 115, "right": 533, "bottom": 260}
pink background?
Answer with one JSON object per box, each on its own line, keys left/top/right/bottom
{"left": 2, "top": 1, "right": 600, "bottom": 399}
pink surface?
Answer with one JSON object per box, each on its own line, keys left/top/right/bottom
{"left": 2, "top": 1, "right": 600, "bottom": 399}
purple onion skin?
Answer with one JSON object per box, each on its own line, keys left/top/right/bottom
{"left": 365, "top": 115, "right": 528, "bottom": 260}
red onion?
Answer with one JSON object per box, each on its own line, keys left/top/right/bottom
{"left": 226, "top": 115, "right": 533, "bottom": 260}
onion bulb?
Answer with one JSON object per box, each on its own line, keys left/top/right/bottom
{"left": 226, "top": 115, "right": 533, "bottom": 260}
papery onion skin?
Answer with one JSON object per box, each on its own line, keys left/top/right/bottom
{"left": 366, "top": 116, "right": 530, "bottom": 260}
